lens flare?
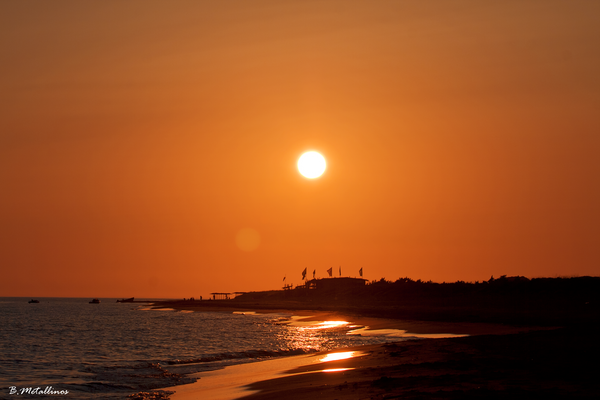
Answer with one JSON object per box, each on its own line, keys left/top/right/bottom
{"left": 235, "top": 228, "right": 261, "bottom": 251}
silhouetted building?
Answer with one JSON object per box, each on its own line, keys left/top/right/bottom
{"left": 305, "top": 277, "right": 367, "bottom": 291}
{"left": 210, "top": 292, "right": 232, "bottom": 300}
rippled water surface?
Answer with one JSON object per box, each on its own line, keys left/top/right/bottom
{"left": 0, "top": 298, "right": 402, "bottom": 399}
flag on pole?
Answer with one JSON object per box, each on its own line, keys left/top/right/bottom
{"left": 313, "top": 270, "right": 316, "bottom": 279}
{"left": 327, "top": 267, "right": 332, "bottom": 277}
{"left": 359, "top": 268, "right": 363, "bottom": 277}
{"left": 302, "top": 268, "right": 307, "bottom": 280}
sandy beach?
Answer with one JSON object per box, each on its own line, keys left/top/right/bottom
{"left": 147, "top": 304, "right": 600, "bottom": 400}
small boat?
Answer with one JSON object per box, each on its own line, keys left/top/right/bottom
{"left": 28, "top": 299, "right": 39, "bottom": 304}
{"left": 89, "top": 299, "right": 100, "bottom": 304}
{"left": 116, "top": 297, "right": 134, "bottom": 303}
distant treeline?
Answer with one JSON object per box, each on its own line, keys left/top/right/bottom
{"left": 241, "top": 275, "right": 600, "bottom": 302}
{"left": 362, "top": 275, "right": 599, "bottom": 301}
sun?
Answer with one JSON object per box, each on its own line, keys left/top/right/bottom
{"left": 297, "top": 151, "right": 326, "bottom": 179}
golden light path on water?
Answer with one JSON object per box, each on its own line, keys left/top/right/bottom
{"left": 276, "top": 319, "right": 358, "bottom": 351}
{"left": 299, "top": 321, "right": 350, "bottom": 330}
{"left": 171, "top": 316, "right": 469, "bottom": 399}
{"left": 277, "top": 317, "right": 468, "bottom": 353}
{"left": 288, "top": 351, "right": 365, "bottom": 376}
{"left": 322, "top": 368, "right": 354, "bottom": 373}
{"left": 172, "top": 318, "right": 369, "bottom": 399}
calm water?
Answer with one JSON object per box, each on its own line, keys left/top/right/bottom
{"left": 0, "top": 298, "right": 404, "bottom": 399}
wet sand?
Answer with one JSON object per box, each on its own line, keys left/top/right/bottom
{"left": 155, "top": 306, "right": 589, "bottom": 399}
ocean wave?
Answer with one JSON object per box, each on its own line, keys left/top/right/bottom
{"left": 166, "top": 347, "right": 317, "bottom": 365}
{"left": 77, "top": 362, "right": 196, "bottom": 393}
{"left": 2, "top": 298, "right": 401, "bottom": 399}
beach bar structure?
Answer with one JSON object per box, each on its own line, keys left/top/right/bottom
{"left": 305, "top": 277, "right": 367, "bottom": 291}
{"left": 210, "top": 292, "right": 233, "bottom": 300}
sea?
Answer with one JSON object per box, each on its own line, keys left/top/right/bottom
{"left": 0, "top": 297, "right": 408, "bottom": 400}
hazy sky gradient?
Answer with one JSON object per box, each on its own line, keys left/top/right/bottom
{"left": 1, "top": 0, "right": 599, "bottom": 297}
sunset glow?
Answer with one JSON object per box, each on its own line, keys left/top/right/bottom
{"left": 0, "top": 1, "right": 598, "bottom": 298}
{"left": 2, "top": 3, "right": 598, "bottom": 399}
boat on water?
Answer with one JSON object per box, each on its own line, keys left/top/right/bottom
{"left": 89, "top": 299, "right": 100, "bottom": 304}
{"left": 28, "top": 299, "right": 39, "bottom": 303}
{"left": 116, "top": 297, "right": 134, "bottom": 303}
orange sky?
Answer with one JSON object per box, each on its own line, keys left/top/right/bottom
{"left": 1, "top": 0, "right": 599, "bottom": 298}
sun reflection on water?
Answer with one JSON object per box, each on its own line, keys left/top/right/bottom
{"left": 320, "top": 351, "right": 356, "bottom": 362}
{"left": 322, "top": 368, "right": 354, "bottom": 373}
{"left": 275, "top": 320, "right": 356, "bottom": 352}
{"left": 299, "top": 320, "right": 350, "bottom": 330}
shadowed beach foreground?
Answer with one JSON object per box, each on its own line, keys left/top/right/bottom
{"left": 155, "top": 310, "right": 598, "bottom": 400}
{"left": 240, "top": 327, "right": 599, "bottom": 399}
{"left": 154, "top": 313, "right": 598, "bottom": 399}
{"left": 151, "top": 277, "right": 599, "bottom": 399}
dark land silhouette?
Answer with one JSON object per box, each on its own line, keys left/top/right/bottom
{"left": 151, "top": 276, "right": 600, "bottom": 399}
{"left": 155, "top": 276, "right": 600, "bottom": 327}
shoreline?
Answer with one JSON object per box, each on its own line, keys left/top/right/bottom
{"left": 149, "top": 300, "right": 540, "bottom": 336}
{"left": 153, "top": 305, "right": 550, "bottom": 399}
